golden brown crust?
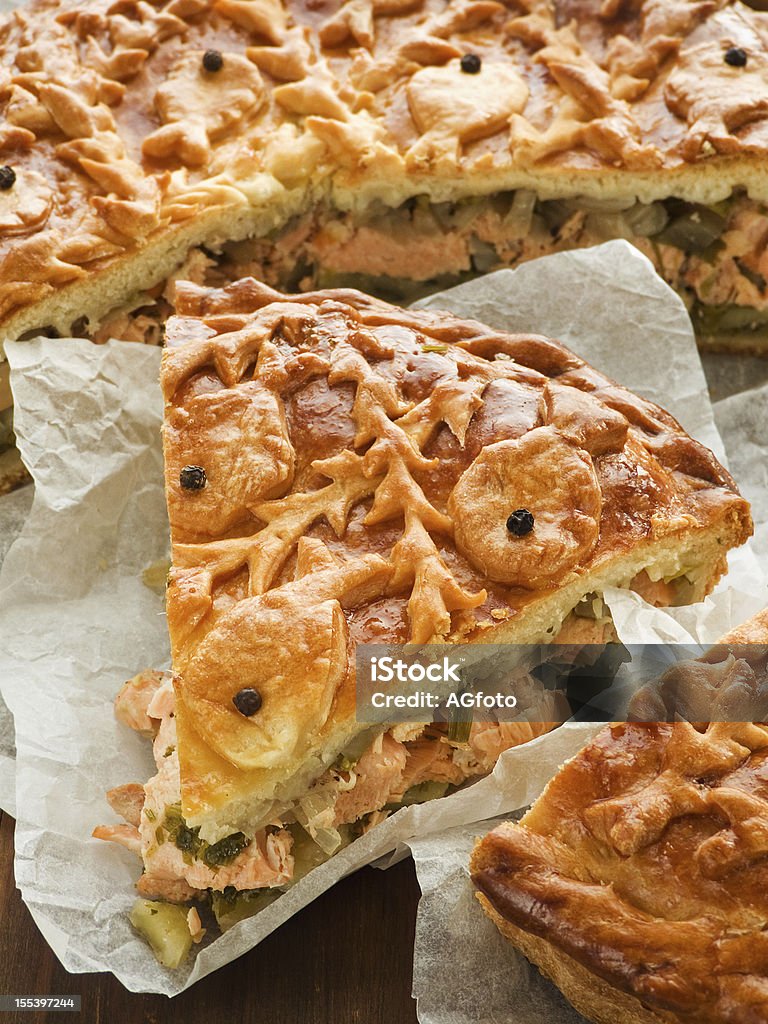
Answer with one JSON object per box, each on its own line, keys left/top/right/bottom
{"left": 471, "top": 662, "right": 768, "bottom": 1024}
{"left": 719, "top": 607, "right": 768, "bottom": 644}
{"left": 476, "top": 894, "right": 672, "bottom": 1024}
{"left": 159, "top": 279, "right": 751, "bottom": 836}
{"left": 5, "top": 0, "right": 768, "bottom": 340}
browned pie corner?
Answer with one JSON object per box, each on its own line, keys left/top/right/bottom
{"left": 473, "top": 893, "right": 669, "bottom": 1024}
{"left": 471, "top": 652, "right": 768, "bottom": 1024}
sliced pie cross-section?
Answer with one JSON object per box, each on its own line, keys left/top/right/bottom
{"left": 4, "top": 0, "right": 768, "bottom": 353}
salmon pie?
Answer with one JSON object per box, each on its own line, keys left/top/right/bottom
{"left": 94, "top": 281, "right": 750, "bottom": 964}
{"left": 4, "top": 0, "right": 768, "bottom": 353}
{"left": 5, "top": 0, "right": 768, "bottom": 487}
{"left": 472, "top": 612, "right": 768, "bottom": 1024}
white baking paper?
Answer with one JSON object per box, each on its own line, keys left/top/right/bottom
{"left": 0, "top": 241, "right": 765, "bottom": 998}
{"left": 716, "top": 382, "right": 768, "bottom": 554}
{"left": 0, "top": 484, "right": 33, "bottom": 817}
{"left": 0, "top": 0, "right": 25, "bottom": 800}
{"left": 0, "top": 690, "right": 16, "bottom": 819}
{"left": 410, "top": 817, "right": 587, "bottom": 1024}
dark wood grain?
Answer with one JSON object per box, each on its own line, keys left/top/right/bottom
{"left": 0, "top": 811, "right": 421, "bottom": 1024}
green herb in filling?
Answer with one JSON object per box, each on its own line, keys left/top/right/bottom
{"left": 655, "top": 202, "right": 726, "bottom": 257}
{"left": 401, "top": 781, "right": 450, "bottom": 805}
{"left": 334, "top": 754, "right": 357, "bottom": 772}
{"left": 692, "top": 301, "right": 768, "bottom": 337}
{"left": 447, "top": 718, "right": 472, "bottom": 744}
{"left": 203, "top": 832, "right": 250, "bottom": 867}
{"left": 158, "top": 804, "right": 250, "bottom": 867}
{"left": 210, "top": 886, "right": 281, "bottom": 931}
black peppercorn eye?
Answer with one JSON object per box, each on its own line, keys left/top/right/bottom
{"left": 506, "top": 508, "right": 535, "bottom": 537}
{"left": 460, "top": 53, "right": 482, "bottom": 74}
{"left": 233, "top": 688, "right": 263, "bottom": 716}
{"left": 724, "top": 46, "right": 748, "bottom": 67}
{"left": 179, "top": 465, "right": 207, "bottom": 490}
{"left": 202, "top": 49, "right": 224, "bottom": 72}
{"left": 0, "top": 166, "right": 16, "bottom": 191}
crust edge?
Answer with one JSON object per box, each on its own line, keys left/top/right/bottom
{"left": 5, "top": 155, "right": 768, "bottom": 350}
{"left": 474, "top": 891, "right": 678, "bottom": 1024}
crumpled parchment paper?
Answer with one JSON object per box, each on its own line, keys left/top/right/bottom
{"left": 0, "top": 242, "right": 765, "bottom": 999}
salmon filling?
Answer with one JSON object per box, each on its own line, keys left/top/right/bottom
{"left": 92, "top": 538, "right": 708, "bottom": 962}
{"left": 85, "top": 190, "right": 768, "bottom": 352}
{"left": 5, "top": 186, "right": 765, "bottom": 493}
{"left": 95, "top": 670, "right": 556, "bottom": 915}
{"left": 5, "top": 185, "right": 763, "bottom": 492}
{"left": 93, "top": 557, "right": 698, "bottom": 912}
{"left": 94, "top": 564, "right": 691, "bottom": 932}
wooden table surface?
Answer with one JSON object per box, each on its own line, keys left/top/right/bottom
{"left": 0, "top": 810, "right": 421, "bottom": 1024}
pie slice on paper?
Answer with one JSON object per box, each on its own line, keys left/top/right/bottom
{"left": 94, "top": 280, "right": 750, "bottom": 959}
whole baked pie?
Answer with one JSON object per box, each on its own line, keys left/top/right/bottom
{"left": 3, "top": 0, "right": 768, "bottom": 349}
{"left": 472, "top": 611, "right": 768, "bottom": 1024}
{"left": 93, "top": 281, "right": 751, "bottom": 963}
{"left": 3, "top": 0, "right": 768, "bottom": 488}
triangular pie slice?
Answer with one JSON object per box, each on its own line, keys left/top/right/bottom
{"left": 472, "top": 609, "right": 768, "bottom": 1024}
{"left": 160, "top": 278, "right": 751, "bottom": 841}
{"left": 96, "top": 280, "right": 750, "bottom": 935}
{"left": 3, "top": 0, "right": 768, "bottom": 356}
